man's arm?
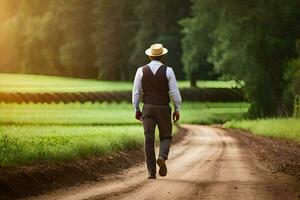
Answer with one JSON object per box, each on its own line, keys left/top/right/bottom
{"left": 167, "top": 68, "right": 182, "bottom": 122}
{"left": 132, "top": 68, "right": 143, "bottom": 120}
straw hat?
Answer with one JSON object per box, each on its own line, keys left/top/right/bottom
{"left": 145, "top": 43, "right": 168, "bottom": 57}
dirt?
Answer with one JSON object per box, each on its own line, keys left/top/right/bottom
{"left": 226, "top": 128, "right": 300, "bottom": 180}
{"left": 20, "top": 125, "right": 300, "bottom": 200}
{"left": 0, "top": 149, "right": 145, "bottom": 200}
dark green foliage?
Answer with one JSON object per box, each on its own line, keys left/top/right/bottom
{"left": 286, "top": 40, "right": 300, "bottom": 96}
{"left": 59, "top": 0, "right": 96, "bottom": 77}
{"left": 182, "top": 0, "right": 300, "bottom": 117}
{"left": 15, "top": 1, "right": 57, "bottom": 74}
{"left": 0, "top": 0, "right": 190, "bottom": 80}
{"left": 285, "top": 40, "right": 300, "bottom": 116}
{"left": 93, "top": 0, "right": 138, "bottom": 80}
{"left": 130, "top": 0, "right": 191, "bottom": 79}
{"left": 180, "top": 0, "right": 219, "bottom": 86}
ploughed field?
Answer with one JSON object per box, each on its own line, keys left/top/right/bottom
{"left": 0, "top": 73, "right": 244, "bottom": 103}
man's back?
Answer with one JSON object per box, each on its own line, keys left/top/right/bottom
{"left": 132, "top": 60, "right": 182, "bottom": 113}
{"left": 142, "top": 64, "right": 170, "bottom": 105}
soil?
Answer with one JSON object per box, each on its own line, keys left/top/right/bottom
{"left": 226, "top": 128, "right": 300, "bottom": 180}
{"left": 20, "top": 125, "right": 300, "bottom": 200}
{"left": 0, "top": 149, "right": 145, "bottom": 200}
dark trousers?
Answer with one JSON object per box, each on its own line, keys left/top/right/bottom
{"left": 142, "top": 104, "right": 172, "bottom": 176}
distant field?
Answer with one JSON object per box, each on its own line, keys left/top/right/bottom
{"left": 0, "top": 73, "right": 240, "bottom": 93}
{"left": 0, "top": 102, "right": 249, "bottom": 125}
{"left": 224, "top": 118, "right": 300, "bottom": 142}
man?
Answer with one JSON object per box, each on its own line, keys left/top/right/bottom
{"left": 132, "top": 43, "right": 182, "bottom": 179}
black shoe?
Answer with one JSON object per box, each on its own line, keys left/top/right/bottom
{"left": 147, "top": 175, "right": 156, "bottom": 179}
{"left": 156, "top": 157, "right": 167, "bottom": 177}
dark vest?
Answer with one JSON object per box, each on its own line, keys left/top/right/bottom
{"left": 142, "top": 65, "right": 170, "bottom": 105}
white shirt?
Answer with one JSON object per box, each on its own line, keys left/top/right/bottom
{"left": 132, "top": 60, "right": 182, "bottom": 112}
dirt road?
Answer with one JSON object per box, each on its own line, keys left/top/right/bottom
{"left": 28, "top": 125, "right": 300, "bottom": 200}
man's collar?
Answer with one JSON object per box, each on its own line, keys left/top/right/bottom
{"left": 149, "top": 60, "right": 163, "bottom": 65}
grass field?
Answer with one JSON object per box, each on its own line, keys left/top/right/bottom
{"left": 0, "top": 102, "right": 249, "bottom": 125}
{"left": 224, "top": 118, "right": 300, "bottom": 142}
{"left": 0, "top": 73, "right": 240, "bottom": 93}
{"left": 0, "top": 125, "right": 144, "bottom": 166}
{"left": 181, "top": 102, "right": 248, "bottom": 124}
{"left": 0, "top": 102, "right": 248, "bottom": 166}
{"left": 0, "top": 73, "right": 248, "bottom": 167}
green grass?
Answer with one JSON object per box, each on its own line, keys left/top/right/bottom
{"left": 0, "top": 124, "right": 181, "bottom": 167}
{"left": 0, "top": 125, "right": 144, "bottom": 166}
{"left": 224, "top": 118, "right": 300, "bottom": 142}
{"left": 0, "top": 73, "right": 132, "bottom": 92}
{"left": 0, "top": 102, "right": 249, "bottom": 166}
{"left": 0, "top": 102, "right": 137, "bottom": 125}
{"left": 181, "top": 102, "right": 249, "bottom": 124}
{"left": 0, "top": 73, "right": 248, "bottom": 167}
{"left": 0, "top": 102, "right": 249, "bottom": 125}
{"left": 0, "top": 73, "right": 239, "bottom": 92}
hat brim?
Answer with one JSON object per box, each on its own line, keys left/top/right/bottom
{"left": 145, "top": 48, "right": 168, "bottom": 57}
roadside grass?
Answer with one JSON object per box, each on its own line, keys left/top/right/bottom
{"left": 0, "top": 73, "right": 240, "bottom": 93}
{"left": 0, "top": 125, "right": 181, "bottom": 167}
{"left": 0, "top": 102, "right": 249, "bottom": 125}
{"left": 0, "top": 125, "right": 144, "bottom": 166}
{"left": 181, "top": 102, "right": 249, "bottom": 124}
{"left": 224, "top": 118, "right": 300, "bottom": 142}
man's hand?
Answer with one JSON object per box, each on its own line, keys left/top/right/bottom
{"left": 135, "top": 111, "right": 142, "bottom": 121}
{"left": 173, "top": 111, "right": 180, "bottom": 123}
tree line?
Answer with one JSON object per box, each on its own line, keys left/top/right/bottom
{"left": 0, "top": 0, "right": 299, "bottom": 117}
{"left": 0, "top": 0, "right": 191, "bottom": 80}
{"left": 181, "top": 0, "right": 300, "bottom": 117}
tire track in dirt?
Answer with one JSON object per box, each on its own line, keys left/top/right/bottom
{"left": 27, "top": 125, "right": 300, "bottom": 200}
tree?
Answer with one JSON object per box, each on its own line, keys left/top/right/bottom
{"left": 14, "top": 0, "right": 55, "bottom": 74}
{"left": 214, "top": 0, "right": 300, "bottom": 117}
{"left": 0, "top": 0, "right": 191, "bottom": 81}
{"left": 180, "top": 0, "right": 218, "bottom": 86}
{"left": 286, "top": 40, "right": 300, "bottom": 98}
{"left": 11, "top": 0, "right": 81, "bottom": 76}
{"left": 130, "top": 0, "right": 191, "bottom": 80}
{"left": 59, "top": 0, "right": 96, "bottom": 77}
{"left": 93, "top": 0, "right": 138, "bottom": 80}
{"left": 182, "top": 0, "right": 300, "bottom": 117}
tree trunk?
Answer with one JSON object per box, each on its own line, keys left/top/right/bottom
{"left": 190, "top": 73, "right": 197, "bottom": 88}
{"left": 190, "top": 78, "right": 197, "bottom": 88}
{"left": 97, "top": 69, "right": 102, "bottom": 80}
